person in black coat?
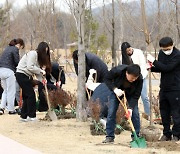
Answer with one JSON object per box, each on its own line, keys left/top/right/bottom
{"left": 38, "top": 62, "right": 66, "bottom": 112}
{"left": 90, "top": 64, "right": 143, "bottom": 143}
{"left": 147, "top": 37, "right": 180, "bottom": 141}
{"left": 72, "top": 50, "right": 108, "bottom": 82}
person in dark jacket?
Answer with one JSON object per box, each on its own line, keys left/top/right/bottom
{"left": 0, "top": 38, "right": 25, "bottom": 115}
{"left": 38, "top": 62, "right": 66, "bottom": 112}
{"left": 90, "top": 64, "right": 143, "bottom": 143}
{"left": 147, "top": 37, "right": 180, "bottom": 141}
{"left": 72, "top": 50, "right": 108, "bottom": 82}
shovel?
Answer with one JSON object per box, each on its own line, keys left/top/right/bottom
{"left": 116, "top": 96, "right": 147, "bottom": 148}
{"left": 43, "top": 77, "right": 57, "bottom": 121}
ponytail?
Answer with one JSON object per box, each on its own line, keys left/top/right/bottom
{"left": 9, "top": 38, "right": 25, "bottom": 49}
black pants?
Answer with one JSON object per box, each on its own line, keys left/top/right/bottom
{"left": 16, "top": 72, "right": 36, "bottom": 119}
{"left": 38, "top": 82, "right": 57, "bottom": 112}
{"left": 159, "top": 90, "right": 180, "bottom": 137}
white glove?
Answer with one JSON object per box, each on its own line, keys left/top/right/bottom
{"left": 40, "top": 69, "right": 46, "bottom": 75}
{"left": 89, "top": 69, "right": 97, "bottom": 75}
{"left": 114, "top": 88, "right": 123, "bottom": 97}
{"left": 147, "top": 54, "right": 155, "bottom": 63}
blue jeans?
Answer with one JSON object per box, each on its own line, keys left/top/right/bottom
{"left": 141, "top": 78, "right": 150, "bottom": 115}
{"left": 106, "top": 92, "right": 140, "bottom": 138}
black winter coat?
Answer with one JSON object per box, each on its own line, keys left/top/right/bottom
{"left": 73, "top": 52, "right": 108, "bottom": 82}
{"left": 104, "top": 64, "right": 143, "bottom": 109}
{"left": 151, "top": 47, "right": 180, "bottom": 91}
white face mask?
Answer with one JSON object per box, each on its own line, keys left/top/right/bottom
{"left": 163, "top": 48, "right": 173, "bottom": 55}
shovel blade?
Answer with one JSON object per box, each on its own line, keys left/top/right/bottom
{"left": 48, "top": 110, "right": 57, "bottom": 121}
{"left": 130, "top": 136, "right": 147, "bottom": 148}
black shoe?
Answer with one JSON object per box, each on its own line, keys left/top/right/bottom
{"left": 8, "top": 110, "right": 17, "bottom": 115}
{"left": 15, "top": 108, "right": 21, "bottom": 115}
{"left": 0, "top": 108, "right": 4, "bottom": 115}
{"left": 172, "top": 136, "right": 179, "bottom": 141}
{"left": 102, "top": 137, "right": 114, "bottom": 143}
{"left": 159, "top": 135, "right": 172, "bottom": 141}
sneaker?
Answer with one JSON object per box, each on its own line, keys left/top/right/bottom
{"left": 20, "top": 118, "right": 28, "bottom": 122}
{"left": 159, "top": 135, "right": 172, "bottom": 141}
{"left": 102, "top": 137, "right": 114, "bottom": 143}
{"left": 8, "top": 110, "right": 17, "bottom": 115}
{"left": 172, "top": 136, "right": 179, "bottom": 141}
{"left": 27, "top": 117, "right": 38, "bottom": 121}
{"left": 0, "top": 108, "right": 4, "bottom": 115}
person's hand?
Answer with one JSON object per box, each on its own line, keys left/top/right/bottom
{"left": 147, "top": 54, "right": 155, "bottom": 63}
{"left": 42, "top": 78, "right": 47, "bottom": 86}
{"left": 114, "top": 88, "right": 123, "bottom": 97}
{"left": 125, "top": 109, "right": 132, "bottom": 119}
{"left": 56, "top": 81, "right": 61, "bottom": 87}
{"left": 146, "top": 62, "right": 153, "bottom": 70}
{"left": 42, "top": 65, "right": 46, "bottom": 70}
{"left": 40, "top": 69, "right": 46, "bottom": 75}
{"left": 89, "top": 69, "right": 97, "bottom": 75}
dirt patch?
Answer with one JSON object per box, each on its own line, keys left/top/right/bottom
{"left": 147, "top": 141, "right": 180, "bottom": 151}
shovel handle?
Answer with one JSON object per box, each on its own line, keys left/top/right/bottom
{"left": 42, "top": 76, "right": 51, "bottom": 110}
{"left": 116, "top": 95, "right": 136, "bottom": 132}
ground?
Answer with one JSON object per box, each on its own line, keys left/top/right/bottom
{"left": 0, "top": 75, "right": 180, "bottom": 154}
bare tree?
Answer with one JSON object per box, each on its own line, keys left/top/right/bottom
{"left": 66, "top": 0, "right": 87, "bottom": 121}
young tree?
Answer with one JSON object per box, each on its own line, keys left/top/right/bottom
{"left": 66, "top": 0, "right": 87, "bottom": 121}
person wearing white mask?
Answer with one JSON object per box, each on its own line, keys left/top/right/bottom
{"left": 147, "top": 37, "right": 180, "bottom": 141}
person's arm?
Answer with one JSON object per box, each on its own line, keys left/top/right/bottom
{"left": 12, "top": 48, "right": 20, "bottom": 67}
{"left": 126, "top": 78, "right": 143, "bottom": 109}
{"left": 153, "top": 55, "right": 180, "bottom": 72}
{"left": 26, "top": 51, "right": 42, "bottom": 74}
{"left": 104, "top": 66, "right": 121, "bottom": 91}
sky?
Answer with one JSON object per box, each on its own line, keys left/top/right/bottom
{"left": 0, "top": 0, "right": 137, "bottom": 12}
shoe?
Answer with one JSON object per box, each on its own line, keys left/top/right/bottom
{"left": 102, "top": 137, "right": 114, "bottom": 143}
{"left": 19, "top": 118, "right": 28, "bottom": 122}
{"left": 172, "top": 136, "right": 179, "bottom": 141}
{"left": 159, "top": 135, "right": 172, "bottom": 141}
{"left": 0, "top": 108, "right": 4, "bottom": 115}
{"left": 8, "top": 110, "right": 17, "bottom": 115}
{"left": 27, "top": 117, "right": 38, "bottom": 121}
{"left": 15, "top": 108, "right": 21, "bottom": 115}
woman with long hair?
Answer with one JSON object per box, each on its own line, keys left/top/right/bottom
{"left": 16, "top": 42, "right": 51, "bottom": 121}
{"left": 0, "top": 38, "right": 25, "bottom": 115}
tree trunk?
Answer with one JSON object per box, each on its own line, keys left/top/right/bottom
{"left": 76, "top": 0, "right": 87, "bottom": 121}
{"left": 111, "top": 0, "right": 116, "bottom": 67}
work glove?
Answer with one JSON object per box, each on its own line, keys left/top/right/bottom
{"left": 89, "top": 69, "right": 97, "bottom": 75}
{"left": 147, "top": 54, "right": 155, "bottom": 63}
{"left": 40, "top": 69, "right": 46, "bottom": 75}
{"left": 114, "top": 88, "right": 123, "bottom": 97}
{"left": 125, "top": 109, "right": 132, "bottom": 119}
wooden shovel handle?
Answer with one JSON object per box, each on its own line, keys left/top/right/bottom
{"left": 116, "top": 95, "right": 136, "bottom": 132}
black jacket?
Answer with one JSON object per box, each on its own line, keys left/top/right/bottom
{"left": 151, "top": 47, "right": 180, "bottom": 91}
{"left": 73, "top": 52, "right": 108, "bottom": 82}
{"left": 104, "top": 64, "right": 143, "bottom": 109}
{"left": 0, "top": 46, "right": 19, "bottom": 72}
{"left": 46, "top": 62, "right": 65, "bottom": 85}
